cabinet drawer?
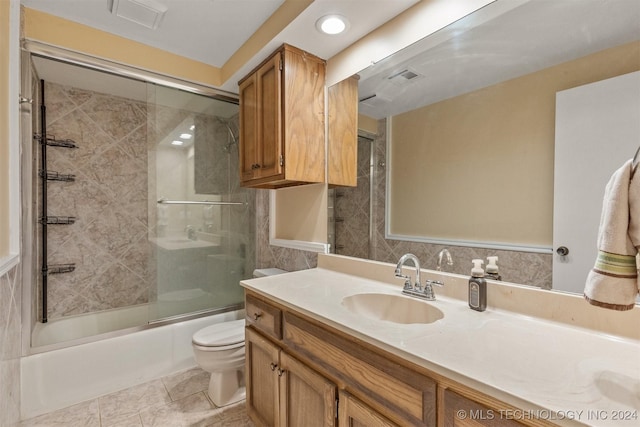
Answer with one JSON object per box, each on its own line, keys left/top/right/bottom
{"left": 283, "top": 312, "right": 436, "bottom": 427}
{"left": 246, "top": 294, "right": 282, "bottom": 340}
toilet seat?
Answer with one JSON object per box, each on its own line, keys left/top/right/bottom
{"left": 192, "top": 319, "right": 245, "bottom": 349}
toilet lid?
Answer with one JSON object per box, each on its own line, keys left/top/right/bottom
{"left": 192, "top": 319, "right": 245, "bottom": 347}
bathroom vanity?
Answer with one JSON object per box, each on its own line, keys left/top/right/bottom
{"left": 240, "top": 255, "right": 640, "bottom": 427}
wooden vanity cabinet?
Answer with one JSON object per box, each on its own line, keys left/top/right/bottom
{"left": 238, "top": 44, "right": 326, "bottom": 189}
{"left": 244, "top": 290, "right": 540, "bottom": 427}
{"left": 246, "top": 325, "right": 337, "bottom": 427}
{"left": 246, "top": 327, "right": 280, "bottom": 426}
{"left": 441, "top": 388, "right": 525, "bottom": 427}
{"left": 339, "top": 391, "right": 400, "bottom": 427}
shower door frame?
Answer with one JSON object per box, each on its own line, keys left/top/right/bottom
{"left": 20, "top": 42, "right": 245, "bottom": 356}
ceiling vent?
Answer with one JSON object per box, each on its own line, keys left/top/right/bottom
{"left": 108, "top": 0, "right": 168, "bottom": 30}
{"left": 358, "top": 94, "right": 390, "bottom": 109}
{"left": 387, "top": 68, "right": 424, "bottom": 86}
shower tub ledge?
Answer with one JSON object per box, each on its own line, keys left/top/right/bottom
{"left": 20, "top": 309, "right": 243, "bottom": 420}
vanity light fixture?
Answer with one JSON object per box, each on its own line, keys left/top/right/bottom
{"left": 315, "top": 15, "right": 349, "bottom": 35}
{"left": 171, "top": 140, "right": 184, "bottom": 146}
{"left": 189, "top": 125, "right": 195, "bottom": 131}
{"left": 180, "top": 133, "right": 192, "bottom": 139}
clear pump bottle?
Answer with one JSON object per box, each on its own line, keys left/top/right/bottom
{"left": 469, "top": 259, "right": 487, "bottom": 312}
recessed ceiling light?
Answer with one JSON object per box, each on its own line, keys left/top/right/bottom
{"left": 180, "top": 133, "right": 192, "bottom": 139}
{"left": 316, "top": 15, "right": 349, "bottom": 35}
{"left": 171, "top": 140, "right": 184, "bottom": 146}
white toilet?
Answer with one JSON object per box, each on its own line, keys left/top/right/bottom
{"left": 192, "top": 318, "right": 246, "bottom": 406}
{"left": 192, "top": 268, "right": 287, "bottom": 406}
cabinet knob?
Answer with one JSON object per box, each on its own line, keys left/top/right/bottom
{"left": 277, "top": 368, "right": 286, "bottom": 377}
{"left": 270, "top": 362, "right": 278, "bottom": 371}
{"left": 556, "top": 246, "right": 570, "bottom": 256}
{"left": 253, "top": 312, "right": 262, "bottom": 321}
{"left": 251, "top": 164, "right": 262, "bottom": 170}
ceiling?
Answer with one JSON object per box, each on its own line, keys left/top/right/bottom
{"left": 21, "top": 0, "right": 419, "bottom": 92}
{"left": 358, "top": 0, "right": 640, "bottom": 119}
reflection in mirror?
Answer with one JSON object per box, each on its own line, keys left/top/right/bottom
{"left": 330, "top": 0, "right": 640, "bottom": 293}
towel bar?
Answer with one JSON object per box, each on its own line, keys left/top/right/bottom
{"left": 632, "top": 146, "right": 640, "bottom": 179}
{"left": 157, "top": 199, "right": 246, "bottom": 206}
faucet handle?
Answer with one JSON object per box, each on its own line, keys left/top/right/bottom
{"left": 426, "top": 279, "right": 444, "bottom": 287}
{"left": 421, "top": 279, "right": 443, "bottom": 300}
{"left": 395, "top": 270, "right": 413, "bottom": 291}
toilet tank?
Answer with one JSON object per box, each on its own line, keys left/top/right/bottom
{"left": 252, "top": 268, "right": 287, "bottom": 278}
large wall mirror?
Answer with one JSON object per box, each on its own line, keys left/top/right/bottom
{"left": 330, "top": 0, "right": 640, "bottom": 294}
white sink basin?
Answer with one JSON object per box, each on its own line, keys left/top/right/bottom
{"left": 341, "top": 293, "right": 444, "bottom": 324}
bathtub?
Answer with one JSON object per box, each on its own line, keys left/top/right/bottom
{"left": 21, "top": 308, "right": 244, "bottom": 419}
{"left": 31, "top": 304, "right": 152, "bottom": 348}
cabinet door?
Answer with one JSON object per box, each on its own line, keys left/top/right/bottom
{"left": 246, "top": 327, "right": 280, "bottom": 427}
{"left": 279, "top": 352, "right": 336, "bottom": 427}
{"left": 255, "top": 53, "right": 283, "bottom": 181}
{"left": 442, "top": 389, "right": 524, "bottom": 427}
{"left": 338, "top": 392, "right": 399, "bottom": 427}
{"left": 327, "top": 76, "right": 358, "bottom": 186}
{"left": 239, "top": 72, "right": 258, "bottom": 182}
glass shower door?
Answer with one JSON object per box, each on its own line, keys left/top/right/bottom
{"left": 147, "top": 84, "right": 252, "bottom": 321}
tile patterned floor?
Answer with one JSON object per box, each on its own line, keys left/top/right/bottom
{"left": 19, "top": 367, "right": 255, "bottom": 427}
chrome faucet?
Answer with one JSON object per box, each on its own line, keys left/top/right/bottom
{"left": 394, "top": 253, "right": 445, "bottom": 301}
{"left": 394, "top": 253, "right": 422, "bottom": 292}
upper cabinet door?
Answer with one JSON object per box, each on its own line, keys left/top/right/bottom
{"left": 327, "top": 76, "right": 359, "bottom": 187}
{"left": 239, "top": 72, "right": 259, "bottom": 182}
{"left": 256, "top": 53, "right": 284, "bottom": 181}
{"left": 238, "top": 44, "right": 326, "bottom": 189}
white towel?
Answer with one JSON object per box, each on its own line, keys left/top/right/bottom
{"left": 584, "top": 159, "right": 640, "bottom": 310}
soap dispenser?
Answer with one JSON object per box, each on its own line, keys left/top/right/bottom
{"left": 469, "top": 259, "right": 487, "bottom": 312}
{"left": 486, "top": 256, "right": 502, "bottom": 281}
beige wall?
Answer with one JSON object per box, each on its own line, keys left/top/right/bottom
{"left": 0, "top": 0, "right": 10, "bottom": 258}
{"left": 390, "top": 41, "right": 640, "bottom": 247}
{"left": 358, "top": 113, "right": 378, "bottom": 135}
{"left": 275, "top": 183, "right": 327, "bottom": 243}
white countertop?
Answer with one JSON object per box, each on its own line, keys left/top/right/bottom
{"left": 240, "top": 266, "right": 640, "bottom": 427}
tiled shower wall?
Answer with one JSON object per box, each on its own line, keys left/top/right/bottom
{"left": 0, "top": 264, "right": 21, "bottom": 426}
{"left": 41, "top": 82, "right": 151, "bottom": 319}
{"left": 334, "top": 135, "right": 373, "bottom": 259}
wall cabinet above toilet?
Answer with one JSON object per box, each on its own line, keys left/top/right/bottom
{"left": 238, "top": 44, "right": 326, "bottom": 189}
{"left": 238, "top": 44, "right": 359, "bottom": 189}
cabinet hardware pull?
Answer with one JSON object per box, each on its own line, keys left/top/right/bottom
{"left": 253, "top": 312, "right": 262, "bottom": 321}
{"left": 277, "top": 368, "right": 286, "bottom": 377}
{"left": 270, "top": 362, "right": 278, "bottom": 371}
